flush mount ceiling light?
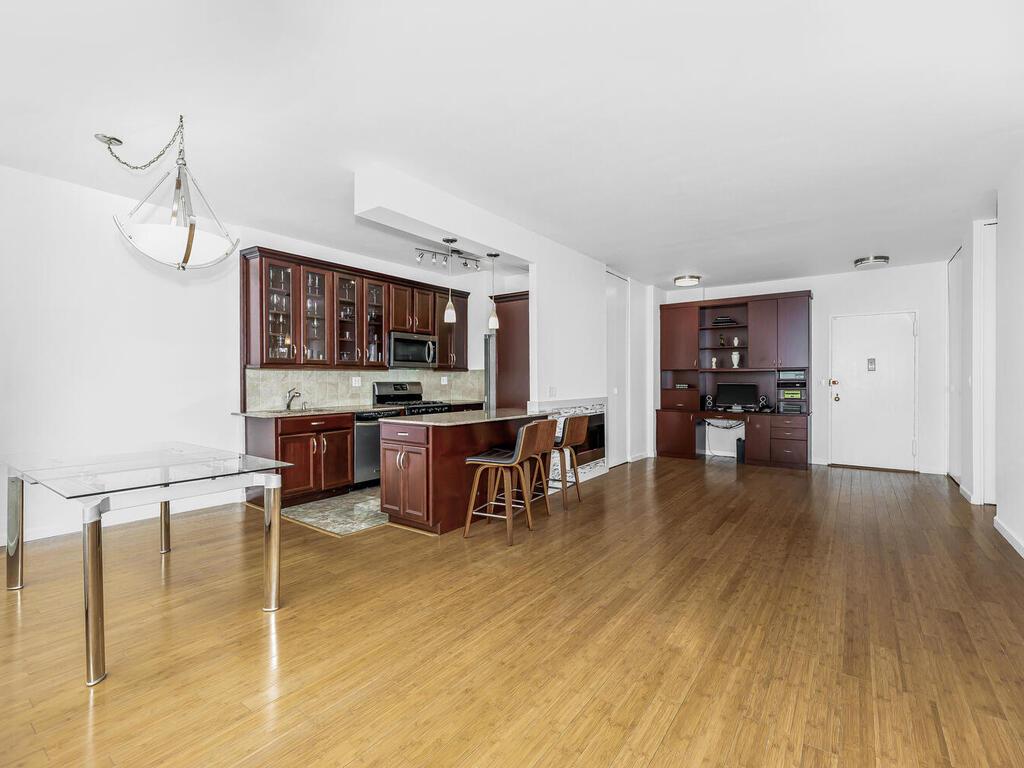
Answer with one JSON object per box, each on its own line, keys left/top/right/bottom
{"left": 854, "top": 255, "right": 890, "bottom": 268}
{"left": 443, "top": 237, "right": 457, "bottom": 324}
{"left": 673, "top": 275, "right": 701, "bottom": 287}
{"left": 487, "top": 253, "right": 500, "bottom": 330}
{"left": 96, "top": 115, "right": 238, "bottom": 271}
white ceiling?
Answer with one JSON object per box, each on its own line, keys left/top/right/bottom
{"left": 2, "top": 1, "right": 1021, "bottom": 287}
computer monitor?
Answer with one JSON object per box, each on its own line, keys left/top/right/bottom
{"left": 715, "top": 383, "right": 759, "bottom": 408}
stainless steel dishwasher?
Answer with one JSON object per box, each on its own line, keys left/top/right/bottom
{"left": 354, "top": 408, "right": 401, "bottom": 483}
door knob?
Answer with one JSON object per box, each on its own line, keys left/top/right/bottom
{"left": 833, "top": 395, "right": 840, "bottom": 402}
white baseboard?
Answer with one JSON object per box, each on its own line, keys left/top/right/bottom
{"left": 995, "top": 516, "right": 1024, "bottom": 560}
{"left": 628, "top": 452, "right": 651, "bottom": 462}
{"left": 959, "top": 483, "right": 983, "bottom": 505}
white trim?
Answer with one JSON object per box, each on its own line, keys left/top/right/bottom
{"left": 827, "top": 310, "right": 919, "bottom": 471}
{"left": 959, "top": 483, "right": 975, "bottom": 504}
{"left": 995, "top": 516, "right": 1024, "bottom": 560}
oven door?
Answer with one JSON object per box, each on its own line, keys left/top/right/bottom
{"left": 389, "top": 332, "right": 437, "bottom": 369}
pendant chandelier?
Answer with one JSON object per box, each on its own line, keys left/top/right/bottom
{"left": 442, "top": 237, "right": 457, "bottom": 323}
{"left": 487, "top": 253, "right": 500, "bottom": 330}
{"left": 95, "top": 115, "right": 239, "bottom": 271}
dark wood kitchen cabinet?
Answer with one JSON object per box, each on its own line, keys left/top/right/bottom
{"left": 413, "top": 289, "right": 435, "bottom": 335}
{"left": 242, "top": 247, "right": 468, "bottom": 374}
{"left": 389, "top": 284, "right": 413, "bottom": 333}
{"left": 435, "top": 292, "right": 468, "bottom": 370}
{"left": 258, "top": 257, "right": 300, "bottom": 365}
{"left": 299, "top": 266, "right": 332, "bottom": 365}
{"left": 380, "top": 441, "right": 429, "bottom": 523}
{"left": 362, "top": 278, "right": 388, "bottom": 367}
{"left": 277, "top": 433, "right": 318, "bottom": 499}
{"left": 660, "top": 305, "right": 698, "bottom": 369}
{"left": 747, "top": 299, "right": 779, "bottom": 368}
{"left": 320, "top": 428, "right": 354, "bottom": 489}
{"left": 245, "top": 412, "right": 355, "bottom": 505}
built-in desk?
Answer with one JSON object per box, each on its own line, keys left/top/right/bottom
{"left": 657, "top": 409, "right": 809, "bottom": 467}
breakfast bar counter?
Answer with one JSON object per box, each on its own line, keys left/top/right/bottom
{"left": 378, "top": 408, "right": 552, "bottom": 533}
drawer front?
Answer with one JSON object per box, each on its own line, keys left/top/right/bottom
{"left": 381, "top": 422, "right": 429, "bottom": 445}
{"left": 278, "top": 413, "right": 354, "bottom": 436}
{"left": 770, "top": 427, "right": 807, "bottom": 441}
{"left": 771, "top": 414, "right": 808, "bottom": 429}
{"left": 771, "top": 438, "right": 807, "bottom": 465}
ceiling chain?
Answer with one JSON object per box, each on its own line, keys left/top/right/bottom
{"left": 106, "top": 115, "right": 185, "bottom": 171}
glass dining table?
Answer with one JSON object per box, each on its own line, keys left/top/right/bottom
{"left": 5, "top": 442, "right": 290, "bottom": 686}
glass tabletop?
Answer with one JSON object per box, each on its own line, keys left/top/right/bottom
{"left": 5, "top": 442, "right": 290, "bottom": 500}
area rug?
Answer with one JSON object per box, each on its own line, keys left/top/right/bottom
{"left": 283, "top": 487, "right": 387, "bottom": 537}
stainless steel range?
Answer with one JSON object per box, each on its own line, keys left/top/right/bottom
{"left": 352, "top": 383, "right": 452, "bottom": 484}
{"left": 372, "top": 382, "right": 452, "bottom": 415}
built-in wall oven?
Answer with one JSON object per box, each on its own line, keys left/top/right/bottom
{"left": 389, "top": 332, "right": 437, "bottom": 369}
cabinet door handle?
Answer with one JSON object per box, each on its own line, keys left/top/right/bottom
{"left": 397, "top": 431, "right": 409, "bottom": 436}
{"left": 401, "top": 450, "right": 408, "bottom": 470}
{"left": 311, "top": 436, "right": 317, "bottom": 454}
{"left": 355, "top": 347, "right": 361, "bottom": 360}
{"left": 291, "top": 344, "right": 296, "bottom": 358}
{"left": 310, "top": 421, "right": 325, "bottom": 426}
{"left": 395, "top": 449, "right": 403, "bottom": 471}
{"left": 321, "top": 435, "right": 327, "bottom": 453}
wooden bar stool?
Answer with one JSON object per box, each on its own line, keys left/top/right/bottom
{"left": 551, "top": 415, "right": 589, "bottom": 510}
{"left": 463, "top": 420, "right": 553, "bottom": 545}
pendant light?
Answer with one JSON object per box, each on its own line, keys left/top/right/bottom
{"left": 487, "top": 253, "right": 500, "bottom": 330}
{"left": 95, "top": 115, "right": 239, "bottom": 271}
{"left": 443, "top": 237, "right": 457, "bottom": 323}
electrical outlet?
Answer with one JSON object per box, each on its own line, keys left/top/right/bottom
{"left": 441, "top": 375, "right": 448, "bottom": 385}
{"left": 351, "top": 376, "right": 362, "bottom": 387}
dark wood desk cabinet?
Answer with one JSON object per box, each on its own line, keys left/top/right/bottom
{"left": 657, "top": 289, "right": 812, "bottom": 470}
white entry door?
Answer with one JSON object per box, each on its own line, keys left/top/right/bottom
{"left": 829, "top": 312, "right": 917, "bottom": 470}
{"left": 605, "top": 272, "right": 629, "bottom": 467}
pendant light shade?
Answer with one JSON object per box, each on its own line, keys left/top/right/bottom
{"left": 443, "top": 237, "right": 457, "bottom": 324}
{"left": 487, "top": 253, "right": 500, "bottom": 330}
{"left": 97, "top": 116, "right": 238, "bottom": 271}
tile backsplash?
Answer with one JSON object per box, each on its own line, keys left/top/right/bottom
{"left": 245, "top": 368, "right": 485, "bottom": 412}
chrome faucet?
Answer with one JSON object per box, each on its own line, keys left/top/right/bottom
{"left": 286, "top": 387, "right": 302, "bottom": 411}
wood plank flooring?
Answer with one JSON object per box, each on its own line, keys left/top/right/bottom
{"left": 4, "top": 458, "right": 1024, "bottom": 766}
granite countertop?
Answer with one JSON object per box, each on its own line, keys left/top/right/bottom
{"left": 379, "top": 407, "right": 553, "bottom": 427}
{"left": 235, "top": 399, "right": 485, "bottom": 419}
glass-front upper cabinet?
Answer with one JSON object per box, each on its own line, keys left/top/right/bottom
{"left": 335, "top": 273, "right": 360, "bottom": 366}
{"left": 363, "top": 279, "right": 388, "bottom": 367}
{"left": 263, "top": 259, "right": 298, "bottom": 364}
{"left": 300, "top": 267, "right": 331, "bottom": 365}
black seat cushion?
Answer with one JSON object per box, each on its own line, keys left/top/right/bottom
{"left": 466, "top": 448, "right": 517, "bottom": 466}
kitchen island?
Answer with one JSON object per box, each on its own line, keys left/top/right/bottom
{"left": 379, "top": 408, "right": 552, "bottom": 533}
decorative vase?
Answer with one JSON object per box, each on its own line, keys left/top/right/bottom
{"left": 733, "top": 336, "right": 740, "bottom": 347}
{"left": 731, "top": 351, "right": 741, "bottom": 368}
{"left": 711, "top": 357, "right": 718, "bottom": 369}
{"left": 719, "top": 334, "right": 725, "bottom": 347}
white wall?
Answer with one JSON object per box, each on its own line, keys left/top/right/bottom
{"left": 661, "top": 262, "right": 948, "bottom": 474}
{"left": 0, "top": 164, "right": 489, "bottom": 542}
{"left": 995, "top": 159, "right": 1024, "bottom": 555}
{"left": 354, "top": 165, "right": 608, "bottom": 406}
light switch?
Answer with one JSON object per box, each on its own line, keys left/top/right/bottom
{"left": 441, "top": 375, "right": 448, "bottom": 385}
{"left": 867, "top": 358, "right": 876, "bottom": 372}
{"left": 351, "top": 376, "right": 362, "bottom": 387}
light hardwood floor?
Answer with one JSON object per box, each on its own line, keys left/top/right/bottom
{"left": 4, "top": 459, "right": 1024, "bottom": 767}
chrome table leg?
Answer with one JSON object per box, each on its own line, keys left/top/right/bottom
{"left": 263, "top": 483, "right": 281, "bottom": 612}
{"left": 83, "top": 519, "right": 106, "bottom": 686}
{"left": 7, "top": 476, "right": 24, "bottom": 590}
{"left": 159, "top": 500, "right": 171, "bottom": 554}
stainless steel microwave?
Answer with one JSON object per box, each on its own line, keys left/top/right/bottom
{"left": 388, "top": 332, "right": 438, "bottom": 369}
